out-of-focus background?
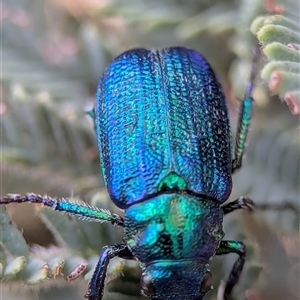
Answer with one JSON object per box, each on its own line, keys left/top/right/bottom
{"left": 1, "top": 0, "right": 299, "bottom": 300}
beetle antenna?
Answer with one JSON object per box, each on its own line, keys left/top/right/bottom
{"left": 0, "top": 193, "right": 124, "bottom": 227}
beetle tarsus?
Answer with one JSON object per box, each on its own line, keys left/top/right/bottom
{"left": 222, "top": 197, "right": 255, "bottom": 215}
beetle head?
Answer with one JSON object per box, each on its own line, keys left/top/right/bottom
{"left": 141, "top": 260, "right": 213, "bottom": 300}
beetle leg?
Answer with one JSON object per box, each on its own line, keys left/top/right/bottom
{"left": 231, "top": 95, "right": 254, "bottom": 173}
{"left": 232, "top": 46, "right": 260, "bottom": 173}
{"left": 216, "top": 240, "right": 245, "bottom": 300}
{"left": 85, "top": 244, "right": 134, "bottom": 300}
{"left": 222, "top": 197, "right": 299, "bottom": 215}
{"left": 221, "top": 196, "right": 255, "bottom": 215}
{"left": 86, "top": 107, "right": 97, "bottom": 130}
{"left": 0, "top": 193, "right": 124, "bottom": 227}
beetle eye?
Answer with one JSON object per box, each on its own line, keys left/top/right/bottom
{"left": 141, "top": 273, "right": 156, "bottom": 296}
{"left": 200, "top": 271, "right": 213, "bottom": 294}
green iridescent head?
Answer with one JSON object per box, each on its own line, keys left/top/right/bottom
{"left": 124, "top": 193, "right": 223, "bottom": 300}
{"left": 140, "top": 260, "right": 213, "bottom": 300}
{"left": 124, "top": 193, "right": 224, "bottom": 300}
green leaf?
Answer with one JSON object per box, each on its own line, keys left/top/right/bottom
{"left": 251, "top": 1, "right": 300, "bottom": 115}
{"left": 0, "top": 207, "right": 29, "bottom": 258}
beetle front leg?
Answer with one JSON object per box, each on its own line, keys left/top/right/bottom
{"left": 85, "top": 244, "right": 134, "bottom": 300}
{"left": 216, "top": 240, "right": 245, "bottom": 300}
{"left": 221, "top": 196, "right": 255, "bottom": 215}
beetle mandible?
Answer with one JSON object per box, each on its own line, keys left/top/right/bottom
{"left": 1, "top": 46, "right": 258, "bottom": 300}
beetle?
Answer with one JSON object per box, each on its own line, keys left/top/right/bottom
{"left": 1, "top": 46, "right": 257, "bottom": 300}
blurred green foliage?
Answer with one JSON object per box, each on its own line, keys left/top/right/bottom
{"left": 1, "top": 0, "right": 299, "bottom": 300}
{"left": 251, "top": 6, "right": 300, "bottom": 115}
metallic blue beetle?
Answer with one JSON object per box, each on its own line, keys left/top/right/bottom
{"left": 1, "top": 47, "right": 256, "bottom": 300}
